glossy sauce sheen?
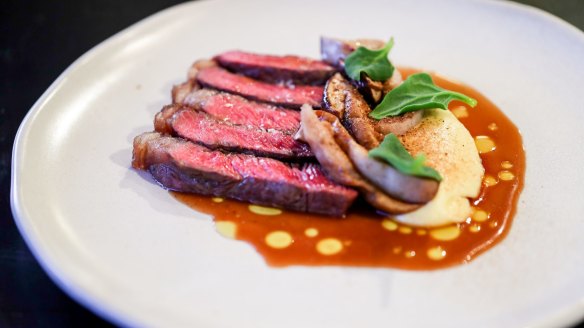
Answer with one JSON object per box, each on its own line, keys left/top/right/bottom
{"left": 172, "top": 69, "right": 525, "bottom": 270}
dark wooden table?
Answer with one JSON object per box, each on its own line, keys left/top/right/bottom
{"left": 1, "top": 0, "right": 583, "bottom": 326}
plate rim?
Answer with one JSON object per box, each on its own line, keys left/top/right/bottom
{"left": 10, "top": 0, "right": 584, "bottom": 327}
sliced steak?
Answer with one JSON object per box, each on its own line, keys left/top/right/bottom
{"left": 196, "top": 66, "right": 324, "bottom": 109}
{"left": 171, "top": 59, "right": 216, "bottom": 103}
{"left": 172, "top": 80, "right": 198, "bottom": 104}
{"left": 215, "top": 50, "right": 336, "bottom": 85}
{"left": 179, "top": 89, "right": 300, "bottom": 133}
{"left": 154, "top": 105, "right": 312, "bottom": 160}
{"left": 132, "top": 132, "right": 357, "bottom": 216}
{"left": 187, "top": 59, "right": 217, "bottom": 81}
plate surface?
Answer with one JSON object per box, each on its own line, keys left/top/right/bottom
{"left": 11, "top": 0, "right": 584, "bottom": 327}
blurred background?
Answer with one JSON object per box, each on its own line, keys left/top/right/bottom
{"left": 1, "top": 0, "right": 583, "bottom": 326}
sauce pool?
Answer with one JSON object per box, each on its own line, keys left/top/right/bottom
{"left": 172, "top": 69, "right": 525, "bottom": 270}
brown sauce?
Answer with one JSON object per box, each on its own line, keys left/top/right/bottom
{"left": 172, "top": 68, "right": 525, "bottom": 270}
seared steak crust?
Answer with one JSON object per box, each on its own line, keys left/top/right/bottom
{"left": 215, "top": 50, "right": 335, "bottom": 85}
{"left": 133, "top": 132, "right": 357, "bottom": 216}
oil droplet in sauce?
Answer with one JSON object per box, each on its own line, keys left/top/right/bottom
{"left": 483, "top": 175, "right": 498, "bottom": 187}
{"left": 472, "top": 208, "right": 490, "bottom": 222}
{"left": 451, "top": 105, "right": 469, "bottom": 118}
{"left": 212, "top": 197, "right": 224, "bottom": 203}
{"left": 304, "top": 228, "right": 319, "bottom": 238}
{"left": 170, "top": 69, "right": 525, "bottom": 270}
{"left": 398, "top": 226, "right": 413, "bottom": 235}
{"left": 501, "top": 161, "right": 513, "bottom": 169}
{"left": 427, "top": 246, "right": 446, "bottom": 261}
{"left": 498, "top": 170, "right": 515, "bottom": 181}
{"left": 249, "top": 205, "right": 282, "bottom": 216}
{"left": 265, "top": 231, "right": 293, "bottom": 249}
{"left": 429, "top": 225, "right": 461, "bottom": 241}
{"left": 316, "top": 238, "right": 344, "bottom": 256}
{"left": 475, "top": 136, "right": 496, "bottom": 154}
{"left": 215, "top": 221, "right": 237, "bottom": 239}
{"left": 381, "top": 219, "right": 398, "bottom": 231}
{"left": 404, "top": 250, "right": 416, "bottom": 258}
{"left": 469, "top": 224, "right": 481, "bottom": 233}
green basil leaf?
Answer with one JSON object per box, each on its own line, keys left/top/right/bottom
{"left": 369, "top": 134, "right": 442, "bottom": 181}
{"left": 369, "top": 72, "right": 478, "bottom": 119}
{"left": 344, "top": 38, "right": 395, "bottom": 81}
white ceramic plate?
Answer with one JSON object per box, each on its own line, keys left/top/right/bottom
{"left": 11, "top": 0, "right": 584, "bottom": 327}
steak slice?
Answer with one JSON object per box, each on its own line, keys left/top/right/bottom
{"left": 172, "top": 79, "right": 198, "bottom": 104}
{"left": 215, "top": 50, "right": 336, "bottom": 85}
{"left": 196, "top": 66, "right": 324, "bottom": 109}
{"left": 132, "top": 132, "right": 357, "bottom": 216}
{"left": 154, "top": 105, "right": 312, "bottom": 160}
{"left": 179, "top": 89, "right": 300, "bottom": 133}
